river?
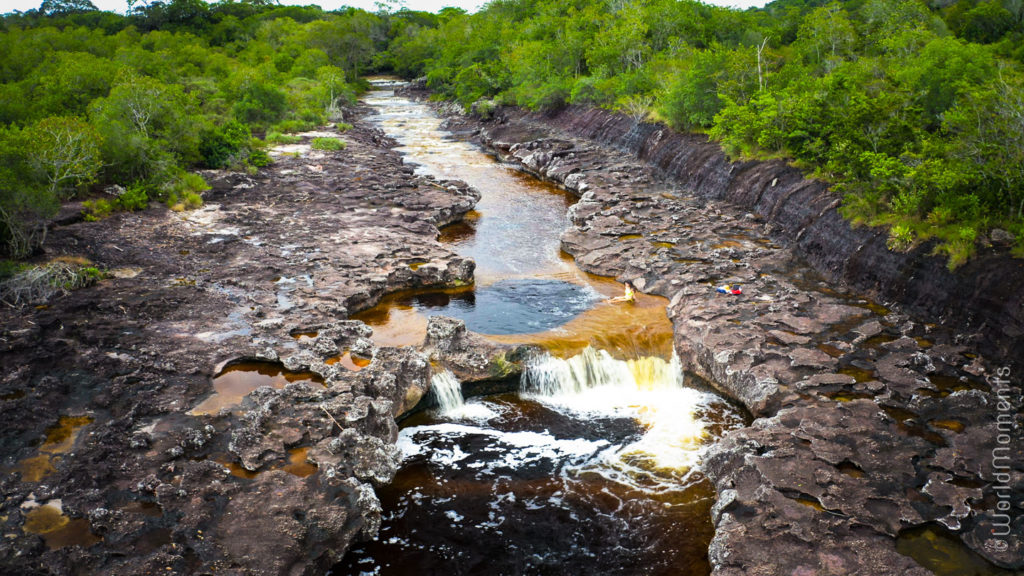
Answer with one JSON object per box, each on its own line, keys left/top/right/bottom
{"left": 333, "top": 80, "right": 747, "bottom": 575}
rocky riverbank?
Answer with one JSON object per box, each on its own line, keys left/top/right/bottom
{"left": 436, "top": 102, "right": 1024, "bottom": 574}
{"left": 0, "top": 110, "right": 531, "bottom": 574}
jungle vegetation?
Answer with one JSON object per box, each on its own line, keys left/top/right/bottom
{"left": 386, "top": 0, "right": 1024, "bottom": 268}
{"left": 0, "top": 0, "right": 381, "bottom": 258}
{"left": 2, "top": 0, "right": 1023, "bottom": 270}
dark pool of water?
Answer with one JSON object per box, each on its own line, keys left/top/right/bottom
{"left": 398, "top": 278, "right": 599, "bottom": 335}
{"left": 335, "top": 391, "right": 743, "bottom": 576}
{"left": 341, "top": 80, "right": 741, "bottom": 576}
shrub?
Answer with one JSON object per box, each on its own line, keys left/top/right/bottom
{"left": 233, "top": 83, "right": 288, "bottom": 127}
{"left": 82, "top": 198, "right": 114, "bottom": 221}
{"left": 471, "top": 99, "right": 495, "bottom": 120}
{"left": 200, "top": 121, "right": 251, "bottom": 170}
{"left": 182, "top": 191, "right": 203, "bottom": 209}
{"left": 311, "top": 137, "right": 345, "bottom": 151}
{"left": 933, "top": 225, "right": 978, "bottom": 270}
{"left": 247, "top": 139, "right": 271, "bottom": 167}
{"left": 886, "top": 223, "right": 914, "bottom": 252}
{"left": 118, "top": 182, "right": 148, "bottom": 212}
{"left": 0, "top": 260, "right": 104, "bottom": 306}
{"left": 0, "top": 260, "right": 30, "bottom": 280}
{"left": 164, "top": 172, "right": 208, "bottom": 211}
{"left": 180, "top": 172, "right": 210, "bottom": 194}
{"left": 272, "top": 119, "right": 318, "bottom": 133}
{"left": 335, "top": 122, "right": 353, "bottom": 132}
{"left": 266, "top": 131, "right": 302, "bottom": 144}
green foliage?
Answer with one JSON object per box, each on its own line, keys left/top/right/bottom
{"left": 248, "top": 147, "right": 271, "bottom": 167}
{"left": 0, "top": 259, "right": 31, "bottom": 281}
{"left": 311, "top": 137, "right": 345, "bottom": 151}
{"left": 82, "top": 182, "right": 147, "bottom": 220}
{"left": 162, "top": 171, "right": 209, "bottom": 211}
{"left": 233, "top": 82, "right": 287, "bottom": 127}
{"left": 273, "top": 119, "right": 318, "bottom": 133}
{"left": 0, "top": 125, "right": 60, "bottom": 257}
{"left": 199, "top": 120, "right": 250, "bottom": 169}
{"left": 0, "top": 2, "right": 374, "bottom": 255}
{"left": 661, "top": 50, "right": 728, "bottom": 130}
{"left": 4, "top": 0, "right": 1022, "bottom": 269}
{"left": 887, "top": 223, "right": 914, "bottom": 252}
{"left": 82, "top": 198, "right": 113, "bottom": 221}
{"left": 266, "top": 131, "right": 302, "bottom": 144}
{"left": 378, "top": 0, "right": 1023, "bottom": 269}
{"left": 118, "top": 182, "right": 148, "bottom": 211}
{"left": 25, "top": 116, "right": 103, "bottom": 199}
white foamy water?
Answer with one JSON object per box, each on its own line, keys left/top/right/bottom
{"left": 397, "top": 422, "right": 612, "bottom": 472}
{"left": 429, "top": 370, "right": 499, "bottom": 420}
{"left": 523, "top": 347, "right": 713, "bottom": 473}
{"left": 400, "top": 347, "right": 721, "bottom": 494}
{"left": 339, "top": 82, "right": 749, "bottom": 575}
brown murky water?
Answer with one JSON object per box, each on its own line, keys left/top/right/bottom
{"left": 335, "top": 81, "right": 747, "bottom": 576}
{"left": 189, "top": 361, "right": 323, "bottom": 415}
{"left": 13, "top": 415, "right": 93, "bottom": 482}
{"left": 22, "top": 501, "right": 102, "bottom": 550}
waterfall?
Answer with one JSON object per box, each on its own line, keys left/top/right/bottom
{"left": 522, "top": 346, "right": 684, "bottom": 396}
{"left": 431, "top": 370, "right": 465, "bottom": 414}
{"left": 521, "top": 346, "right": 706, "bottom": 471}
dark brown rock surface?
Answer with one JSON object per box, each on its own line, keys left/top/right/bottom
{"left": 0, "top": 117, "right": 480, "bottom": 574}
{"left": 441, "top": 105, "right": 1024, "bottom": 574}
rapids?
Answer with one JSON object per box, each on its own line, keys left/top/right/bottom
{"left": 334, "top": 80, "right": 746, "bottom": 575}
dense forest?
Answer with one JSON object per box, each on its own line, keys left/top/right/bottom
{"left": 1, "top": 0, "right": 1023, "bottom": 271}
{"left": 390, "top": 0, "right": 1024, "bottom": 269}
{"left": 0, "top": 0, "right": 385, "bottom": 262}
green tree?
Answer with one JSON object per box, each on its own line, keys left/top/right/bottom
{"left": 795, "top": 3, "right": 857, "bottom": 72}
{"left": 39, "top": 0, "right": 98, "bottom": 16}
{"left": 26, "top": 116, "right": 103, "bottom": 200}
{"left": 944, "top": 74, "right": 1024, "bottom": 218}
{"left": 0, "top": 126, "right": 54, "bottom": 257}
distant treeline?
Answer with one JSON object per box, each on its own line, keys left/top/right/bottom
{"left": 383, "top": 0, "right": 1024, "bottom": 268}
{"left": 0, "top": 0, "right": 390, "bottom": 258}
{"left": 2, "top": 0, "right": 1022, "bottom": 269}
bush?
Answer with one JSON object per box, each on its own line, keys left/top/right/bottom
{"left": 163, "top": 172, "right": 208, "bottom": 211}
{"left": 311, "top": 137, "right": 345, "bottom": 151}
{"left": 233, "top": 83, "right": 288, "bottom": 127}
{"left": 266, "top": 131, "right": 302, "bottom": 144}
{"left": 82, "top": 198, "right": 114, "bottom": 221}
{"left": 200, "top": 121, "right": 251, "bottom": 169}
{"left": 272, "top": 119, "right": 318, "bottom": 133}
{"left": 118, "top": 183, "right": 148, "bottom": 212}
{"left": 335, "top": 122, "right": 353, "bottom": 132}
{"left": 0, "top": 260, "right": 104, "bottom": 306}
{"left": 248, "top": 148, "right": 271, "bottom": 167}
{"left": 886, "top": 223, "right": 914, "bottom": 252}
{"left": 0, "top": 260, "right": 30, "bottom": 281}
{"left": 471, "top": 99, "right": 496, "bottom": 120}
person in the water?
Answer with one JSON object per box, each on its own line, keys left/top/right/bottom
{"left": 608, "top": 280, "right": 636, "bottom": 303}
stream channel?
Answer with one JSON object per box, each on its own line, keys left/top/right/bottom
{"left": 334, "top": 81, "right": 747, "bottom": 574}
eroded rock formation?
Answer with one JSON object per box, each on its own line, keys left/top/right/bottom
{"left": 0, "top": 113, "right": 485, "bottom": 574}
{"left": 441, "top": 104, "right": 1024, "bottom": 574}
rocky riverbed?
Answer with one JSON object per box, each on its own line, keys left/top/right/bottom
{"left": 0, "top": 111, "right": 534, "bottom": 574}
{"left": 436, "top": 101, "right": 1024, "bottom": 574}
{"left": 3, "top": 85, "right": 1022, "bottom": 576}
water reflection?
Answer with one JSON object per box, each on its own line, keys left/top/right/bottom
{"left": 361, "top": 86, "right": 675, "bottom": 356}
{"left": 338, "top": 80, "right": 742, "bottom": 576}
{"left": 368, "top": 88, "right": 575, "bottom": 283}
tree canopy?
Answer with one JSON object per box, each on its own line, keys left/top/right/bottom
{"left": 2, "top": 0, "right": 1023, "bottom": 267}
{"left": 0, "top": 0, "right": 386, "bottom": 257}
{"left": 381, "top": 0, "right": 1024, "bottom": 268}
